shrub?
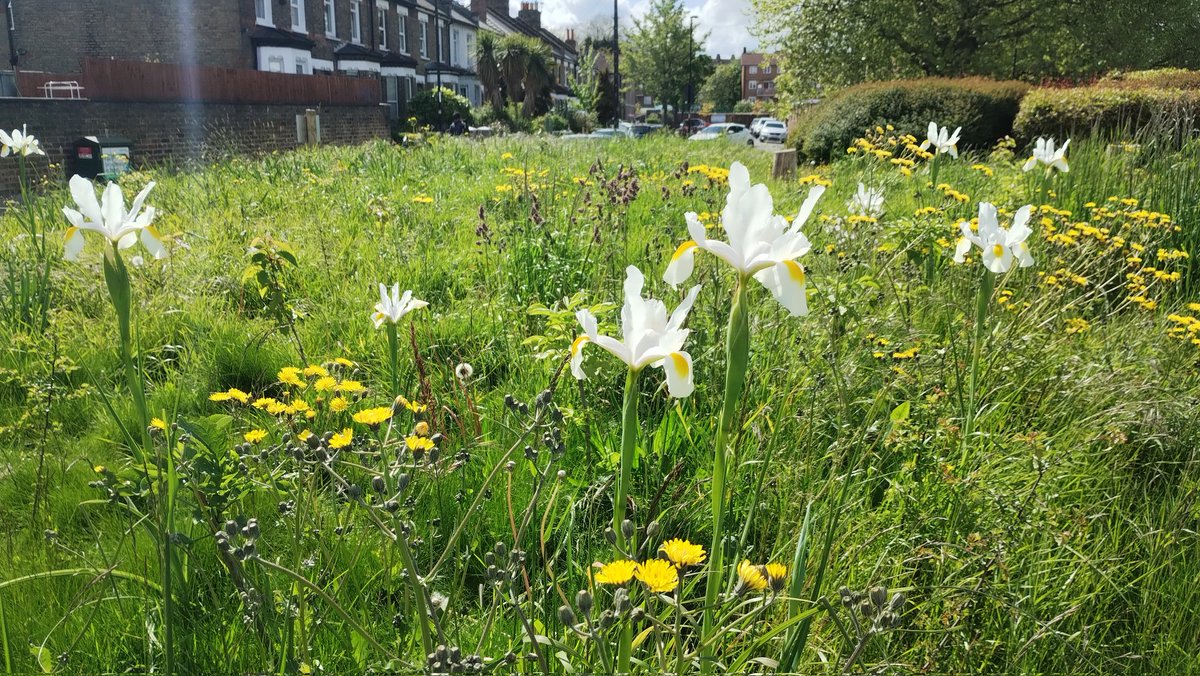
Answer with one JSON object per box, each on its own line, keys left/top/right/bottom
{"left": 540, "top": 112, "right": 569, "bottom": 133}
{"left": 1014, "top": 84, "right": 1200, "bottom": 144}
{"left": 791, "top": 77, "right": 1029, "bottom": 161}
{"left": 1098, "top": 68, "right": 1200, "bottom": 91}
{"left": 407, "top": 87, "right": 473, "bottom": 130}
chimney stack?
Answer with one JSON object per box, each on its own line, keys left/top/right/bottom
{"left": 565, "top": 28, "right": 576, "bottom": 50}
{"left": 471, "top": 0, "right": 488, "bottom": 21}
{"left": 517, "top": 1, "right": 541, "bottom": 30}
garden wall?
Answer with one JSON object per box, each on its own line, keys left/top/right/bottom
{"left": 0, "top": 99, "right": 390, "bottom": 195}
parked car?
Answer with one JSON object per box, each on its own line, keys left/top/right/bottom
{"left": 749, "top": 117, "right": 770, "bottom": 137}
{"left": 626, "top": 124, "right": 656, "bottom": 138}
{"left": 758, "top": 120, "right": 788, "bottom": 144}
{"left": 689, "top": 123, "right": 752, "bottom": 145}
{"left": 678, "top": 118, "right": 707, "bottom": 136}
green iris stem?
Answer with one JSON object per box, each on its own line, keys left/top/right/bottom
{"left": 960, "top": 269, "right": 995, "bottom": 472}
{"left": 102, "top": 247, "right": 172, "bottom": 674}
{"left": 615, "top": 367, "right": 639, "bottom": 673}
{"left": 386, "top": 322, "right": 400, "bottom": 398}
{"left": 929, "top": 152, "right": 943, "bottom": 193}
{"left": 700, "top": 280, "right": 751, "bottom": 673}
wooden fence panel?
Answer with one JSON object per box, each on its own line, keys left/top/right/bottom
{"left": 80, "top": 59, "right": 380, "bottom": 106}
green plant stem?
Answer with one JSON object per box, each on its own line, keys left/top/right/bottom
{"left": 396, "top": 529, "right": 435, "bottom": 660}
{"left": 0, "top": 592, "right": 11, "bottom": 674}
{"left": 386, "top": 323, "right": 400, "bottom": 397}
{"left": 700, "top": 280, "right": 751, "bottom": 673}
{"left": 929, "top": 152, "right": 943, "bottom": 193}
{"left": 615, "top": 367, "right": 639, "bottom": 673}
{"left": 960, "top": 270, "right": 995, "bottom": 472}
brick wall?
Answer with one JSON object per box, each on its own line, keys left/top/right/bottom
{"left": 0, "top": 98, "right": 389, "bottom": 195}
{"left": 3, "top": 1, "right": 247, "bottom": 73}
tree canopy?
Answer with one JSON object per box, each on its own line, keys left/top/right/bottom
{"left": 700, "top": 60, "right": 743, "bottom": 112}
{"left": 623, "top": 0, "right": 711, "bottom": 120}
{"left": 752, "top": 0, "right": 1200, "bottom": 103}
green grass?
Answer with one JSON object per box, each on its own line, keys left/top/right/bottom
{"left": 1, "top": 131, "right": 1198, "bottom": 673}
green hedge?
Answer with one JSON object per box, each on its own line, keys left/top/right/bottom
{"left": 1013, "top": 86, "right": 1200, "bottom": 144}
{"left": 1098, "top": 68, "right": 1200, "bottom": 91}
{"left": 791, "top": 77, "right": 1029, "bottom": 161}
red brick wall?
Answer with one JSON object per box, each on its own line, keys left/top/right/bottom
{"left": 0, "top": 98, "right": 389, "bottom": 194}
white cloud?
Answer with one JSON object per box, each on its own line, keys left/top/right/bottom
{"left": 536, "top": 0, "right": 759, "bottom": 58}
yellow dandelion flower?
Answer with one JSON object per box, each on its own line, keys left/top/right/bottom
{"left": 398, "top": 396, "right": 428, "bottom": 413}
{"left": 406, "top": 435, "right": 435, "bottom": 452}
{"left": 353, "top": 406, "right": 394, "bottom": 427}
{"left": 303, "top": 364, "right": 329, "bottom": 378}
{"left": 290, "top": 399, "right": 311, "bottom": 412}
{"left": 414, "top": 421, "right": 431, "bottom": 436}
{"left": 334, "top": 357, "right": 356, "bottom": 368}
{"left": 764, "top": 562, "right": 788, "bottom": 591}
{"left": 297, "top": 430, "right": 313, "bottom": 442}
{"left": 314, "top": 376, "right": 337, "bottom": 392}
{"left": 150, "top": 417, "right": 168, "bottom": 431}
{"left": 634, "top": 559, "right": 679, "bottom": 593}
{"left": 337, "top": 380, "right": 365, "bottom": 393}
{"left": 1065, "top": 318, "right": 1090, "bottom": 335}
{"left": 244, "top": 429, "right": 268, "bottom": 444}
{"left": 737, "top": 560, "right": 768, "bottom": 592}
{"left": 266, "top": 401, "right": 289, "bottom": 415}
{"left": 278, "top": 367, "right": 306, "bottom": 388}
{"left": 659, "top": 539, "right": 706, "bottom": 568}
{"left": 329, "top": 396, "right": 349, "bottom": 412}
{"left": 329, "top": 428, "right": 353, "bottom": 449}
{"left": 594, "top": 560, "right": 637, "bottom": 585}
{"left": 253, "top": 397, "right": 278, "bottom": 409}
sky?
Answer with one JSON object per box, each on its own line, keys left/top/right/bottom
{"left": 538, "top": 0, "right": 760, "bottom": 58}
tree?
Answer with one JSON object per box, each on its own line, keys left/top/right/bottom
{"left": 753, "top": 0, "right": 1200, "bottom": 104}
{"left": 700, "top": 61, "right": 742, "bottom": 112}
{"left": 623, "top": 0, "right": 710, "bottom": 123}
{"left": 475, "top": 31, "right": 504, "bottom": 109}
{"left": 570, "top": 46, "right": 601, "bottom": 118}
{"left": 594, "top": 70, "right": 620, "bottom": 125}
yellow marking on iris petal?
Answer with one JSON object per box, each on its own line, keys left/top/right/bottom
{"left": 668, "top": 352, "right": 688, "bottom": 374}
{"left": 145, "top": 225, "right": 162, "bottom": 240}
{"left": 570, "top": 334, "right": 589, "bottom": 355}
{"left": 992, "top": 244, "right": 1004, "bottom": 258}
{"left": 783, "top": 259, "right": 806, "bottom": 283}
{"left": 671, "top": 240, "right": 697, "bottom": 261}
{"left": 64, "top": 226, "right": 78, "bottom": 241}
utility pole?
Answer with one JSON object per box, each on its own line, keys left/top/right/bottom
{"left": 687, "top": 16, "right": 696, "bottom": 119}
{"left": 435, "top": 0, "right": 444, "bottom": 130}
{"left": 612, "top": 0, "right": 620, "bottom": 126}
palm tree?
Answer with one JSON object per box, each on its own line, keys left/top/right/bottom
{"left": 475, "top": 31, "right": 505, "bottom": 109}
{"left": 497, "top": 36, "right": 532, "bottom": 108}
{"left": 521, "top": 43, "right": 553, "bottom": 119}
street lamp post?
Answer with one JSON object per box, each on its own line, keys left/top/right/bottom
{"left": 612, "top": 0, "right": 620, "bottom": 126}
{"left": 435, "top": 0, "right": 444, "bottom": 130}
{"left": 687, "top": 16, "right": 696, "bottom": 118}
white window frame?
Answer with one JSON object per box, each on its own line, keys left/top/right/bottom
{"left": 350, "top": 1, "right": 362, "bottom": 43}
{"left": 295, "top": 57, "right": 309, "bottom": 74}
{"left": 377, "top": 6, "right": 388, "bottom": 50}
{"left": 419, "top": 16, "right": 429, "bottom": 59}
{"left": 749, "top": 65, "right": 758, "bottom": 74}
{"left": 267, "top": 55, "right": 285, "bottom": 72}
{"left": 748, "top": 79, "right": 757, "bottom": 90}
{"left": 397, "top": 15, "right": 408, "bottom": 53}
{"left": 450, "top": 28, "right": 459, "bottom": 66}
{"left": 255, "top": 0, "right": 272, "bottom": 26}
{"left": 324, "top": 0, "right": 336, "bottom": 37}
{"left": 290, "top": 0, "right": 306, "bottom": 31}
{"left": 465, "top": 32, "right": 474, "bottom": 68}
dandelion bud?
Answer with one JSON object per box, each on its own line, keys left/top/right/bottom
{"left": 393, "top": 395, "right": 407, "bottom": 412}
{"left": 225, "top": 520, "right": 239, "bottom": 537}
{"left": 889, "top": 592, "right": 905, "bottom": 611}
{"left": 414, "top": 421, "right": 430, "bottom": 436}
{"left": 396, "top": 472, "right": 411, "bottom": 492}
{"left": 431, "top": 433, "right": 445, "bottom": 445}
{"left": 371, "top": 476, "right": 386, "bottom": 493}
{"left": 556, "top": 470, "right": 566, "bottom": 481}
{"left": 645, "top": 521, "right": 661, "bottom": 539}
{"left": 576, "top": 590, "right": 593, "bottom": 616}
{"left": 859, "top": 600, "right": 874, "bottom": 618}
{"left": 557, "top": 605, "right": 576, "bottom": 626}
{"left": 245, "top": 518, "right": 260, "bottom": 538}
{"left": 603, "top": 527, "right": 617, "bottom": 545}
{"left": 620, "top": 519, "right": 635, "bottom": 541}
{"left": 880, "top": 610, "right": 897, "bottom": 628}
{"left": 385, "top": 500, "right": 399, "bottom": 513}
{"left": 630, "top": 607, "right": 645, "bottom": 622}
{"left": 484, "top": 552, "right": 496, "bottom": 566}
{"left": 613, "top": 588, "right": 630, "bottom": 613}
{"left": 494, "top": 541, "right": 507, "bottom": 559}
{"left": 505, "top": 460, "right": 516, "bottom": 473}
{"left": 869, "top": 586, "right": 888, "bottom": 608}
{"left": 504, "top": 651, "right": 516, "bottom": 664}
{"left": 504, "top": 394, "right": 516, "bottom": 409}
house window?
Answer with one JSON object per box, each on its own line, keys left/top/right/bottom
{"left": 419, "top": 17, "right": 429, "bottom": 58}
{"left": 350, "top": 1, "right": 361, "bottom": 43}
{"left": 290, "top": 0, "right": 305, "bottom": 31}
{"left": 465, "top": 33, "right": 474, "bottom": 67}
{"left": 397, "top": 16, "right": 408, "bottom": 53}
{"left": 255, "top": 0, "right": 271, "bottom": 25}
{"left": 267, "top": 55, "right": 285, "bottom": 72}
{"left": 450, "top": 28, "right": 459, "bottom": 66}
{"left": 748, "top": 79, "right": 757, "bottom": 89}
{"left": 749, "top": 65, "right": 757, "bottom": 74}
{"left": 295, "top": 57, "right": 308, "bottom": 74}
{"left": 324, "top": 0, "right": 336, "bottom": 37}
{"left": 377, "top": 6, "right": 388, "bottom": 49}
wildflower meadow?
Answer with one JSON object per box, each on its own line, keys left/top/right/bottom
{"left": 1, "top": 126, "right": 1198, "bottom": 674}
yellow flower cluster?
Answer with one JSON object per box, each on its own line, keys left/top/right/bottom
{"left": 798, "top": 174, "right": 832, "bottom": 187}
{"left": 737, "top": 560, "right": 787, "bottom": 593}
{"left": 686, "top": 164, "right": 730, "bottom": 182}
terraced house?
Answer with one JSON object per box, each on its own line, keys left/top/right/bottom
{"left": 469, "top": 0, "right": 577, "bottom": 101}
{"left": 0, "top": 0, "right": 485, "bottom": 120}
